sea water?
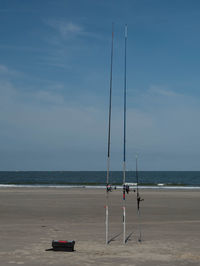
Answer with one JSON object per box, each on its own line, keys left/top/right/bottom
{"left": 0, "top": 171, "right": 200, "bottom": 188}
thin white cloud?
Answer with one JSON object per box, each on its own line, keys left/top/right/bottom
{"left": 0, "top": 80, "right": 17, "bottom": 105}
{"left": 44, "top": 19, "right": 100, "bottom": 41}
{"left": 148, "top": 85, "right": 181, "bottom": 97}
{"left": 39, "top": 20, "right": 85, "bottom": 69}
{"left": 0, "top": 64, "right": 23, "bottom": 77}
{"left": 45, "top": 19, "right": 84, "bottom": 39}
{"left": 35, "top": 90, "right": 65, "bottom": 105}
{"left": 0, "top": 64, "right": 8, "bottom": 72}
{"left": 0, "top": 45, "right": 44, "bottom": 52}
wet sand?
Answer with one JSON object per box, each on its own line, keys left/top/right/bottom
{"left": 0, "top": 188, "right": 199, "bottom": 265}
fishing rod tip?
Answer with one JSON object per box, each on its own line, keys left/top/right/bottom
{"left": 125, "top": 25, "right": 127, "bottom": 37}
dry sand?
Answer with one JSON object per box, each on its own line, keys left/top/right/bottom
{"left": 0, "top": 187, "right": 199, "bottom": 266}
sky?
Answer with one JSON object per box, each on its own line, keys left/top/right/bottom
{"left": 1, "top": 0, "right": 200, "bottom": 170}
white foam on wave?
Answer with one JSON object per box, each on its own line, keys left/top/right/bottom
{"left": 0, "top": 184, "right": 200, "bottom": 190}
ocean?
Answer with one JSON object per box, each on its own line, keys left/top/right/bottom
{"left": 0, "top": 171, "right": 200, "bottom": 188}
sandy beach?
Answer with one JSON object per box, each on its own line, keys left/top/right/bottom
{"left": 0, "top": 188, "right": 199, "bottom": 266}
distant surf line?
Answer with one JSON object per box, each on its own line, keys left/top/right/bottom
{"left": 0, "top": 184, "right": 200, "bottom": 189}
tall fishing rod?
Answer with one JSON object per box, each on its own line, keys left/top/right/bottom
{"left": 136, "top": 155, "right": 144, "bottom": 242}
{"left": 123, "top": 24, "right": 127, "bottom": 244}
{"left": 106, "top": 23, "right": 114, "bottom": 245}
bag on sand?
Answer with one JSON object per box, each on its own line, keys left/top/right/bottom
{"left": 52, "top": 240, "right": 75, "bottom": 251}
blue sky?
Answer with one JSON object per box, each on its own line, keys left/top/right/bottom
{"left": 1, "top": 0, "right": 200, "bottom": 170}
